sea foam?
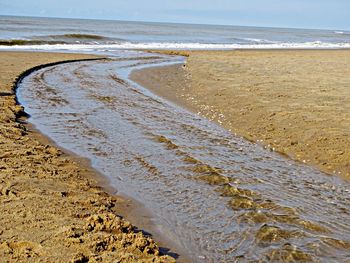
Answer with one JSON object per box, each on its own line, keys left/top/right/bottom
{"left": 1, "top": 41, "right": 350, "bottom": 51}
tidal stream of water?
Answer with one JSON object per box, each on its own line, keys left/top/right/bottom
{"left": 18, "top": 50, "right": 350, "bottom": 262}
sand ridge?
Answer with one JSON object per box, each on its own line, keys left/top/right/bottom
{"left": 132, "top": 49, "right": 350, "bottom": 178}
{"left": 0, "top": 51, "right": 175, "bottom": 262}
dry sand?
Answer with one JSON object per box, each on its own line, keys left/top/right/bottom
{"left": 131, "top": 50, "right": 350, "bottom": 178}
{"left": 0, "top": 51, "right": 175, "bottom": 262}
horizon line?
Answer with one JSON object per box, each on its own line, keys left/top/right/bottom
{"left": 0, "top": 13, "right": 347, "bottom": 32}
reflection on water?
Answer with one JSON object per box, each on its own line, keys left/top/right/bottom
{"left": 18, "top": 51, "right": 350, "bottom": 262}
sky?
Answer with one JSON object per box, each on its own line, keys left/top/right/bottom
{"left": 0, "top": 0, "right": 349, "bottom": 30}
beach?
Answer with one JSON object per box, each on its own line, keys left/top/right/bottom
{"left": 132, "top": 49, "right": 350, "bottom": 178}
{"left": 1, "top": 13, "right": 350, "bottom": 262}
{"left": 0, "top": 51, "right": 176, "bottom": 262}
{"left": 1, "top": 49, "right": 350, "bottom": 262}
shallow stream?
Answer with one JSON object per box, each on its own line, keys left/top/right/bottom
{"left": 18, "top": 50, "right": 350, "bottom": 262}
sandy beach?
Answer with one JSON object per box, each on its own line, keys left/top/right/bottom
{"left": 2, "top": 48, "right": 350, "bottom": 262}
{"left": 0, "top": 51, "right": 175, "bottom": 262}
{"left": 132, "top": 49, "right": 350, "bottom": 179}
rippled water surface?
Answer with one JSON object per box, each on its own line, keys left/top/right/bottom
{"left": 18, "top": 51, "right": 350, "bottom": 262}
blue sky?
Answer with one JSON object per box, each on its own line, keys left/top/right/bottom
{"left": 0, "top": 0, "right": 349, "bottom": 30}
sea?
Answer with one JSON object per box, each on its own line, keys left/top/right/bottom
{"left": 4, "top": 15, "right": 350, "bottom": 262}
{"left": 1, "top": 15, "right": 350, "bottom": 51}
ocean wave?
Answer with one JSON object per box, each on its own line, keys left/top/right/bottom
{"left": 0, "top": 39, "right": 66, "bottom": 46}
{"left": 240, "top": 37, "right": 272, "bottom": 43}
{"left": 226, "top": 37, "right": 273, "bottom": 44}
{"left": 334, "top": 31, "right": 350, "bottom": 36}
{"left": 41, "top": 33, "right": 123, "bottom": 42}
{"left": 51, "top": 33, "right": 107, "bottom": 40}
{"left": 0, "top": 41, "right": 350, "bottom": 50}
{"left": 0, "top": 34, "right": 120, "bottom": 46}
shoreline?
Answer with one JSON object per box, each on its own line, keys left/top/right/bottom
{"left": 0, "top": 51, "right": 177, "bottom": 262}
{"left": 131, "top": 49, "right": 350, "bottom": 179}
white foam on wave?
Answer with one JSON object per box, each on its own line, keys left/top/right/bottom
{"left": 240, "top": 37, "right": 271, "bottom": 43}
{"left": 1, "top": 41, "right": 350, "bottom": 51}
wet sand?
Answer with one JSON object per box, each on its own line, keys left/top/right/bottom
{"left": 0, "top": 51, "right": 175, "bottom": 262}
{"left": 131, "top": 50, "right": 350, "bottom": 178}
